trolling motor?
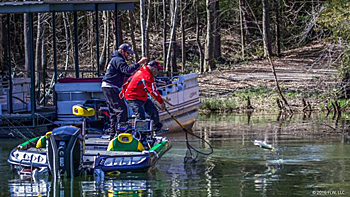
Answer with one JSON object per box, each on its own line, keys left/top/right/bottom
{"left": 47, "top": 104, "right": 95, "bottom": 179}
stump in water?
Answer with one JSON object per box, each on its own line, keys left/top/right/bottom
{"left": 246, "top": 96, "right": 254, "bottom": 110}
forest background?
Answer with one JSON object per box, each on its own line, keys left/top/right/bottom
{"left": 0, "top": 0, "right": 349, "bottom": 115}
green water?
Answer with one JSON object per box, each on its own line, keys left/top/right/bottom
{"left": 1, "top": 113, "right": 350, "bottom": 196}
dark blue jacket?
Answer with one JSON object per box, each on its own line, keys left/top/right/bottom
{"left": 102, "top": 50, "right": 140, "bottom": 88}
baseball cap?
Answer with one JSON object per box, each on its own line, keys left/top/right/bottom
{"left": 119, "top": 43, "right": 134, "bottom": 55}
{"left": 148, "top": 60, "right": 163, "bottom": 70}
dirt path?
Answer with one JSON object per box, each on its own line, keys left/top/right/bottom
{"left": 198, "top": 42, "right": 340, "bottom": 98}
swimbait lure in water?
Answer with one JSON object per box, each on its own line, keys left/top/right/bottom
{"left": 253, "top": 140, "right": 274, "bottom": 152}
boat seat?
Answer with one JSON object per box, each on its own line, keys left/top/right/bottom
{"left": 36, "top": 131, "right": 52, "bottom": 149}
{"left": 72, "top": 104, "right": 95, "bottom": 117}
{"left": 107, "top": 133, "right": 144, "bottom": 152}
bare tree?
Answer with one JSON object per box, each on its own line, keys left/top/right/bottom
{"left": 146, "top": 0, "right": 151, "bottom": 57}
{"left": 268, "top": 56, "right": 292, "bottom": 114}
{"left": 213, "top": 0, "right": 221, "bottom": 59}
{"left": 162, "top": 0, "right": 167, "bottom": 65}
{"left": 0, "top": 15, "right": 4, "bottom": 72}
{"left": 239, "top": 0, "right": 245, "bottom": 59}
{"left": 89, "top": 12, "right": 94, "bottom": 70}
{"left": 35, "top": 13, "right": 42, "bottom": 89}
{"left": 180, "top": 0, "right": 186, "bottom": 72}
{"left": 195, "top": 0, "right": 204, "bottom": 73}
{"left": 166, "top": 0, "right": 179, "bottom": 76}
{"left": 114, "top": 12, "right": 123, "bottom": 50}
{"left": 128, "top": 10, "right": 139, "bottom": 61}
{"left": 105, "top": 11, "right": 110, "bottom": 69}
{"left": 24, "top": 12, "right": 30, "bottom": 77}
{"left": 205, "top": 0, "right": 215, "bottom": 72}
{"left": 41, "top": 25, "right": 48, "bottom": 104}
{"left": 262, "top": 0, "right": 272, "bottom": 57}
{"left": 274, "top": 0, "right": 281, "bottom": 57}
{"left": 63, "top": 12, "right": 70, "bottom": 75}
{"left": 170, "top": 0, "right": 178, "bottom": 75}
{"left": 140, "top": 0, "right": 148, "bottom": 57}
{"left": 99, "top": 11, "right": 108, "bottom": 71}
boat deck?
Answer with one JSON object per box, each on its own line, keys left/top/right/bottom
{"left": 84, "top": 150, "right": 145, "bottom": 157}
{"left": 85, "top": 135, "right": 110, "bottom": 146}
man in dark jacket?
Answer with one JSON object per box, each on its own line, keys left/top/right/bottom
{"left": 102, "top": 43, "right": 147, "bottom": 136}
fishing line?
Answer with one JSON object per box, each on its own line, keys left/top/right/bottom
{"left": 164, "top": 108, "right": 213, "bottom": 160}
{"left": 139, "top": 78, "right": 213, "bottom": 162}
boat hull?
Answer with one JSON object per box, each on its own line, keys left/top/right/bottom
{"left": 8, "top": 135, "right": 171, "bottom": 174}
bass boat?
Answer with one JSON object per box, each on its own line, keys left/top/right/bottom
{"left": 8, "top": 104, "right": 171, "bottom": 178}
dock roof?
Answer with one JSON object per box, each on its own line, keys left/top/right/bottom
{"left": 0, "top": 0, "right": 138, "bottom": 14}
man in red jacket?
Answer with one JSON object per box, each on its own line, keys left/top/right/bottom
{"left": 121, "top": 60, "right": 165, "bottom": 131}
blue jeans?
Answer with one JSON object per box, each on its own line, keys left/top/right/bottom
{"left": 126, "top": 99, "right": 160, "bottom": 127}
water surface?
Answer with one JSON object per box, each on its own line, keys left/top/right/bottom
{"left": 1, "top": 113, "right": 350, "bottom": 196}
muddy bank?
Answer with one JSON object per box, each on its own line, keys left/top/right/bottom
{"left": 198, "top": 42, "right": 341, "bottom": 112}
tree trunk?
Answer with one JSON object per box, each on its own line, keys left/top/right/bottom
{"left": 41, "top": 27, "right": 47, "bottom": 104}
{"left": 68, "top": 13, "right": 74, "bottom": 67}
{"left": 274, "top": 0, "right": 281, "bottom": 57}
{"left": 2, "top": 15, "right": 8, "bottom": 72}
{"left": 205, "top": 0, "right": 215, "bottom": 72}
{"left": 63, "top": 13, "right": 70, "bottom": 75}
{"left": 195, "top": 0, "right": 204, "bottom": 73}
{"left": 213, "top": 0, "right": 221, "bottom": 60}
{"left": 24, "top": 13, "right": 30, "bottom": 77}
{"left": 128, "top": 10, "right": 139, "bottom": 61}
{"left": 89, "top": 12, "right": 94, "bottom": 70}
{"left": 268, "top": 56, "right": 292, "bottom": 114}
{"left": 239, "top": 0, "right": 245, "bottom": 59}
{"left": 35, "top": 13, "right": 42, "bottom": 91}
{"left": 162, "top": 0, "right": 167, "bottom": 68}
{"left": 112, "top": 12, "right": 116, "bottom": 51}
{"left": 146, "top": 0, "right": 151, "bottom": 57}
{"left": 140, "top": 0, "right": 148, "bottom": 57}
{"left": 0, "top": 15, "right": 3, "bottom": 72}
{"left": 0, "top": 15, "right": 2, "bottom": 71}
{"left": 166, "top": 0, "right": 179, "bottom": 77}
{"left": 117, "top": 14, "right": 123, "bottom": 48}
{"left": 170, "top": 0, "right": 178, "bottom": 75}
{"left": 262, "top": 0, "right": 272, "bottom": 58}
{"left": 242, "top": 0, "right": 250, "bottom": 37}
{"left": 180, "top": 0, "right": 186, "bottom": 73}
{"left": 100, "top": 11, "right": 107, "bottom": 72}
{"left": 105, "top": 11, "right": 110, "bottom": 70}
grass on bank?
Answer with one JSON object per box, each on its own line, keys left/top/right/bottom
{"left": 199, "top": 86, "right": 350, "bottom": 113}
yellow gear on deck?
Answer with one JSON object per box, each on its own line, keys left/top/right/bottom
{"left": 36, "top": 131, "right": 52, "bottom": 148}
{"left": 72, "top": 104, "right": 95, "bottom": 117}
{"left": 107, "top": 133, "right": 145, "bottom": 152}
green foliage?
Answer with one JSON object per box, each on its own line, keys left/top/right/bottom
{"left": 318, "top": 1, "right": 350, "bottom": 41}
{"left": 319, "top": 103, "right": 325, "bottom": 110}
{"left": 317, "top": 1, "right": 350, "bottom": 79}
{"left": 232, "top": 86, "right": 273, "bottom": 98}
{"left": 200, "top": 97, "right": 237, "bottom": 112}
{"left": 339, "top": 99, "right": 350, "bottom": 108}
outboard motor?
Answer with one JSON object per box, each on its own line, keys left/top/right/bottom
{"left": 47, "top": 126, "right": 83, "bottom": 179}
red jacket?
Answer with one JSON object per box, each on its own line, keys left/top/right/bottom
{"left": 121, "top": 66, "right": 164, "bottom": 104}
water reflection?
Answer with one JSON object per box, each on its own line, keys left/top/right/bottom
{"left": 9, "top": 179, "right": 50, "bottom": 197}
{"left": 8, "top": 173, "right": 155, "bottom": 196}
{"left": 2, "top": 113, "right": 350, "bottom": 196}
{"left": 194, "top": 112, "right": 350, "bottom": 144}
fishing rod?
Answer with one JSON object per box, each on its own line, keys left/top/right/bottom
{"left": 140, "top": 79, "right": 213, "bottom": 159}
